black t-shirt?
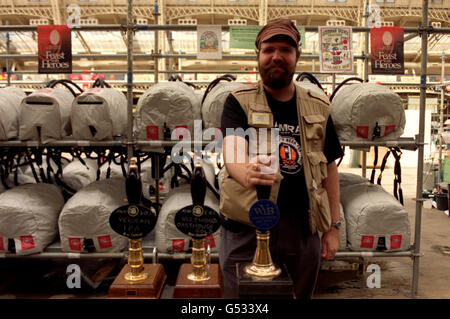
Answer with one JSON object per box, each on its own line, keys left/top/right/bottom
{"left": 221, "top": 89, "right": 344, "bottom": 232}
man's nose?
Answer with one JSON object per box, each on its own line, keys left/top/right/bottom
{"left": 272, "top": 49, "right": 283, "bottom": 61}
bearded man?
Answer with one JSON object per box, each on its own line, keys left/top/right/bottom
{"left": 219, "top": 19, "right": 344, "bottom": 299}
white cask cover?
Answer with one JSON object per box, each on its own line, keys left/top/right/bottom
{"left": 19, "top": 88, "right": 74, "bottom": 143}
{"left": 71, "top": 88, "right": 127, "bottom": 140}
{"left": 58, "top": 178, "right": 128, "bottom": 253}
{"left": 0, "top": 184, "right": 64, "bottom": 255}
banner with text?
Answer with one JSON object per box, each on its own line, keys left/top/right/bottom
{"left": 370, "top": 27, "right": 404, "bottom": 74}
{"left": 230, "top": 25, "right": 306, "bottom": 50}
{"left": 197, "top": 25, "right": 222, "bottom": 60}
{"left": 38, "top": 25, "right": 72, "bottom": 74}
{"left": 319, "top": 26, "right": 353, "bottom": 73}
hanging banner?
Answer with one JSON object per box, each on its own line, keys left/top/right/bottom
{"left": 197, "top": 25, "right": 222, "bottom": 60}
{"left": 38, "top": 25, "right": 72, "bottom": 74}
{"left": 229, "top": 25, "right": 306, "bottom": 50}
{"left": 370, "top": 26, "right": 404, "bottom": 74}
{"left": 230, "top": 25, "right": 261, "bottom": 49}
{"left": 298, "top": 26, "right": 306, "bottom": 50}
{"left": 318, "top": 26, "right": 353, "bottom": 73}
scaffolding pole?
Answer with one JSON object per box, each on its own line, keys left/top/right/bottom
{"left": 126, "top": 0, "right": 134, "bottom": 163}
{"left": 412, "top": 0, "right": 429, "bottom": 298}
{"left": 1, "top": 25, "right": 450, "bottom": 33}
{"left": 438, "top": 51, "right": 446, "bottom": 186}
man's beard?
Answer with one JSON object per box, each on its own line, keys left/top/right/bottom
{"left": 259, "top": 61, "right": 295, "bottom": 89}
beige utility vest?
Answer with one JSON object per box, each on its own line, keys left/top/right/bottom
{"left": 219, "top": 81, "right": 332, "bottom": 234}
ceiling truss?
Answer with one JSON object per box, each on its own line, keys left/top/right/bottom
{"left": 0, "top": 4, "right": 447, "bottom": 25}
{"left": 164, "top": 6, "right": 260, "bottom": 23}
{"left": 267, "top": 6, "right": 361, "bottom": 23}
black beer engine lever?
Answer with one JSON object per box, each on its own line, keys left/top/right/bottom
{"left": 126, "top": 158, "right": 142, "bottom": 205}
{"left": 191, "top": 163, "right": 207, "bottom": 207}
{"left": 255, "top": 184, "right": 271, "bottom": 201}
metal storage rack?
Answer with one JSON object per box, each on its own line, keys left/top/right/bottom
{"left": 0, "top": 0, "right": 449, "bottom": 298}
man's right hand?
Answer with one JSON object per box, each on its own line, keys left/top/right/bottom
{"left": 245, "top": 155, "right": 277, "bottom": 189}
{"left": 223, "top": 135, "right": 278, "bottom": 190}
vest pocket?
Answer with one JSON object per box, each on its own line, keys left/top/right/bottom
{"left": 310, "top": 187, "right": 332, "bottom": 233}
{"left": 303, "top": 114, "right": 325, "bottom": 140}
{"left": 306, "top": 151, "right": 331, "bottom": 233}
{"left": 307, "top": 151, "right": 328, "bottom": 182}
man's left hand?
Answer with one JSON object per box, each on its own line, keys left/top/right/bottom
{"left": 321, "top": 228, "right": 339, "bottom": 260}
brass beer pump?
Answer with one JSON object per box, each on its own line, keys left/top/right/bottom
{"left": 124, "top": 158, "right": 148, "bottom": 282}
{"left": 188, "top": 235, "right": 210, "bottom": 281}
{"left": 244, "top": 229, "right": 281, "bottom": 280}
{"left": 172, "top": 161, "right": 223, "bottom": 298}
{"left": 236, "top": 182, "right": 294, "bottom": 298}
{"left": 186, "top": 162, "right": 211, "bottom": 282}
{"left": 125, "top": 238, "right": 148, "bottom": 282}
{"left": 108, "top": 157, "right": 166, "bottom": 298}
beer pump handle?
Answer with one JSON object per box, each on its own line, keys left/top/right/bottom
{"left": 255, "top": 184, "right": 271, "bottom": 201}
{"left": 191, "top": 163, "right": 207, "bottom": 207}
{"left": 126, "top": 158, "right": 142, "bottom": 205}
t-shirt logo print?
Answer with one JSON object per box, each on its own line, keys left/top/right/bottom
{"left": 278, "top": 136, "right": 302, "bottom": 175}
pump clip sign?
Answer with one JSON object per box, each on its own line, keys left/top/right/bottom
{"left": 38, "top": 25, "right": 72, "bottom": 74}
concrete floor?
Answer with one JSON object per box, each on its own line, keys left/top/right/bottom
{"left": 0, "top": 166, "right": 449, "bottom": 299}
